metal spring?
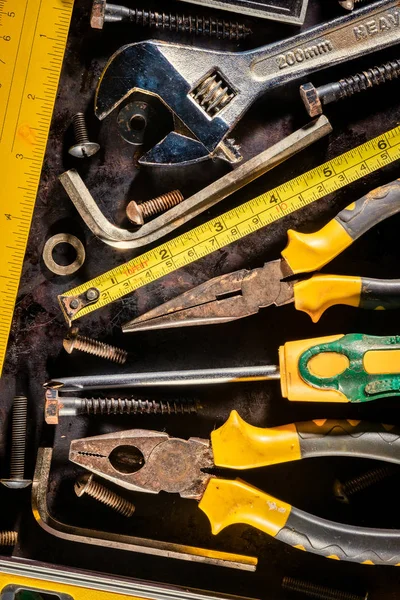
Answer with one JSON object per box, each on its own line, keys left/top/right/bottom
{"left": 129, "top": 9, "right": 251, "bottom": 40}
{"left": 282, "top": 577, "right": 367, "bottom": 600}
{"left": 75, "top": 475, "right": 135, "bottom": 517}
{"left": 80, "top": 397, "right": 198, "bottom": 415}
{"left": 72, "top": 335, "right": 127, "bottom": 364}
{"left": 72, "top": 113, "right": 89, "bottom": 144}
{"left": 140, "top": 190, "right": 184, "bottom": 220}
{"left": 338, "top": 59, "right": 400, "bottom": 97}
{"left": 192, "top": 73, "right": 235, "bottom": 115}
{"left": 10, "top": 396, "right": 27, "bottom": 480}
{"left": 0, "top": 531, "right": 18, "bottom": 546}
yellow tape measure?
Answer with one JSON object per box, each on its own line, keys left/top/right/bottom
{"left": 0, "top": 0, "right": 74, "bottom": 375}
{"left": 59, "top": 125, "right": 400, "bottom": 323}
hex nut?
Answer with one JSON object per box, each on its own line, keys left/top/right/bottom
{"left": 300, "top": 82, "right": 323, "bottom": 118}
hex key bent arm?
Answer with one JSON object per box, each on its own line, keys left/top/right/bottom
{"left": 59, "top": 116, "right": 331, "bottom": 250}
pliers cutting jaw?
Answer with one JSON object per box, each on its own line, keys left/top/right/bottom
{"left": 123, "top": 260, "right": 294, "bottom": 332}
{"left": 70, "top": 430, "right": 214, "bottom": 500}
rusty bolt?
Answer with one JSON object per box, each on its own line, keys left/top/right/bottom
{"left": 126, "top": 190, "right": 184, "bottom": 226}
{"left": 63, "top": 327, "right": 128, "bottom": 364}
{"left": 299, "top": 82, "right": 322, "bottom": 118}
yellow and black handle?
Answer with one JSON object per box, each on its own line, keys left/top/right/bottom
{"left": 198, "top": 411, "right": 400, "bottom": 565}
{"left": 281, "top": 178, "right": 400, "bottom": 275}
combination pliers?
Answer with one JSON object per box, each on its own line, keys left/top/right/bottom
{"left": 123, "top": 179, "right": 400, "bottom": 333}
{"left": 70, "top": 412, "right": 400, "bottom": 565}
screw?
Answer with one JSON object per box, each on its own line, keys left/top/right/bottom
{"left": 333, "top": 464, "right": 398, "bottom": 504}
{"left": 90, "top": 0, "right": 252, "bottom": 39}
{"left": 282, "top": 577, "right": 368, "bottom": 600}
{"left": 68, "top": 113, "right": 100, "bottom": 158}
{"left": 63, "top": 327, "right": 128, "bottom": 364}
{"left": 0, "top": 531, "right": 18, "bottom": 546}
{"left": 300, "top": 58, "right": 400, "bottom": 117}
{"left": 44, "top": 389, "right": 199, "bottom": 424}
{"left": 126, "top": 190, "right": 184, "bottom": 226}
{"left": 1, "top": 396, "right": 31, "bottom": 489}
{"left": 338, "top": 0, "right": 364, "bottom": 10}
{"left": 75, "top": 474, "right": 135, "bottom": 517}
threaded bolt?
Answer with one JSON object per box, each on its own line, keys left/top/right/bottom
{"left": 63, "top": 327, "right": 128, "bottom": 364}
{"left": 75, "top": 474, "right": 135, "bottom": 517}
{"left": 90, "top": 1, "right": 252, "bottom": 39}
{"left": 334, "top": 464, "right": 398, "bottom": 504}
{"left": 338, "top": 0, "right": 364, "bottom": 10}
{"left": 0, "top": 531, "right": 18, "bottom": 546}
{"left": 45, "top": 389, "right": 199, "bottom": 424}
{"left": 1, "top": 396, "right": 31, "bottom": 490}
{"left": 300, "top": 58, "right": 400, "bottom": 117}
{"left": 68, "top": 113, "right": 100, "bottom": 158}
{"left": 126, "top": 190, "right": 184, "bottom": 226}
{"left": 282, "top": 576, "right": 368, "bottom": 600}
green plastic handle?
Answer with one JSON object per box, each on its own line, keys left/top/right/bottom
{"left": 298, "top": 334, "right": 400, "bottom": 403}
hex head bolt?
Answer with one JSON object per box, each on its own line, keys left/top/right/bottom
{"left": 75, "top": 474, "right": 135, "bottom": 517}
{"left": 282, "top": 577, "right": 368, "bottom": 600}
{"left": 68, "top": 113, "right": 100, "bottom": 158}
{"left": 300, "top": 58, "right": 400, "bottom": 117}
{"left": 333, "top": 464, "right": 398, "bottom": 504}
{"left": 63, "top": 327, "right": 128, "bottom": 364}
{"left": 90, "top": 1, "right": 252, "bottom": 39}
{"left": 126, "top": 190, "right": 184, "bottom": 226}
{"left": 1, "top": 396, "right": 31, "bottom": 490}
{"left": 0, "top": 531, "right": 18, "bottom": 546}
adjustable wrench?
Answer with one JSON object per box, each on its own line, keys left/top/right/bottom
{"left": 96, "top": 0, "right": 400, "bottom": 166}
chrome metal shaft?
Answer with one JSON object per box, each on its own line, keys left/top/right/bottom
{"left": 45, "top": 365, "right": 280, "bottom": 392}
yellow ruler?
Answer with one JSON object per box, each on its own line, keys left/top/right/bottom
{"left": 59, "top": 125, "right": 400, "bottom": 323}
{"left": 0, "top": 0, "right": 74, "bottom": 375}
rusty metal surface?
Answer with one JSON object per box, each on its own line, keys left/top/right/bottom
{"left": 1, "top": 0, "right": 400, "bottom": 597}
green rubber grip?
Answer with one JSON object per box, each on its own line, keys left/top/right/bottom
{"left": 298, "top": 334, "right": 400, "bottom": 403}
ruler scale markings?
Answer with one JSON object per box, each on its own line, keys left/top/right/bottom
{"left": 58, "top": 126, "right": 400, "bottom": 320}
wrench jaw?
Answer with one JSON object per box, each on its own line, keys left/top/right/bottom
{"left": 69, "top": 430, "right": 214, "bottom": 500}
{"left": 95, "top": 41, "right": 245, "bottom": 166}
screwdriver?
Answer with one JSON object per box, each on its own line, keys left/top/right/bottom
{"left": 45, "top": 333, "right": 400, "bottom": 403}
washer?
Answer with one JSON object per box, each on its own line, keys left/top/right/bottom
{"left": 43, "top": 233, "right": 85, "bottom": 276}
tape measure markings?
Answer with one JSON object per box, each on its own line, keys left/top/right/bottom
{"left": 59, "top": 125, "right": 400, "bottom": 322}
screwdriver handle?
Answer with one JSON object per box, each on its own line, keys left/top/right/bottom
{"left": 281, "top": 179, "right": 400, "bottom": 274}
{"left": 293, "top": 275, "right": 400, "bottom": 322}
{"left": 211, "top": 410, "right": 400, "bottom": 469}
{"left": 279, "top": 333, "right": 400, "bottom": 403}
{"left": 199, "top": 478, "right": 400, "bottom": 565}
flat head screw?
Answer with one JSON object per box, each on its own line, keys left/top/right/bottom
{"left": 68, "top": 113, "right": 100, "bottom": 158}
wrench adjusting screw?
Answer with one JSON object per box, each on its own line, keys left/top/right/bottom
{"left": 126, "top": 190, "right": 184, "bottom": 226}
{"left": 90, "top": 0, "right": 252, "bottom": 39}
{"left": 0, "top": 531, "right": 18, "bottom": 546}
{"left": 333, "top": 464, "right": 398, "bottom": 504}
{"left": 63, "top": 327, "right": 128, "bottom": 364}
{"left": 75, "top": 474, "right": 136, "bottom": 517}
{"left": 1, "top": 396, "right": 31, "bottom": 489}
{"left": 69, "top": 113, "right": 100, "bottom": 158}
{"left": 282, "top": 576, "right": 368, "bottom": 600}
{"left": 300, "top": 58, "right": 400, "bottom": 117}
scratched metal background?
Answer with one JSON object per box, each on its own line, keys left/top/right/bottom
{"left": 1, "top": 0, "right": 400, "bottom": 598}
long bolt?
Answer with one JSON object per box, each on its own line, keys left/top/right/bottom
{"left": 75, "top": 474, "right": 135, "bottom": 517}
{"left": 300, "top": 58, "right": 400, "bottom": 117}
{"left": 333, "top": 464, "right": 398, "bottom": 504}
{"left": 45, "top": 389, "right": 199, "bottom": 424}
{"left": 68, "top": 113, "right": 100, "bottom": 158}
{"left": 126, "top": 190, "right": 184, "bottom": 226}
{"left": 1, "top": 396, "right": 31, "bottom": 490}
{"left": 0, "top": 531, "right": 18, "bottom": 546}
{"left": 282, "top": 577, "right": 368, "bottom": 600}
{"left": 90, "top": 1, "right": 252, "bottom": 39}
{"left": 63, "top": 327, "right": 128, "bottom": 364}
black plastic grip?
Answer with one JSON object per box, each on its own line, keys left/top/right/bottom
{"left": 296, "top": 420, "right": 400, "bottom": 463}
{"left": 335, "top": 179, "right": 400, "bottom": 240}
{"left": 360, "top": 278, "right": 400, "bottom": 310}
{"left": 276, "top": 508, "right": 400, "bottom": 565}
